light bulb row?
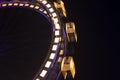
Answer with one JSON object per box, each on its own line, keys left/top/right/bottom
{"left": 0, "top": 1, "right": 63, "bottom": 79}
{"left": 35, "top": 0, "right": 62, "bottom": 79}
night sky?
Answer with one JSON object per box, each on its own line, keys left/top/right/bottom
{"left": 63, "top": 0, "right": 119, "bottom": 80}
{"left": 0, "top": 8, "right": 51, "bottom": 80}
{"left": 0, "top": 0, "right": 119, "bottom": 80}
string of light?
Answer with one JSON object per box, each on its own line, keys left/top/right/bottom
{"left": 0, "top": 0, "right": 64, "bottom": 79}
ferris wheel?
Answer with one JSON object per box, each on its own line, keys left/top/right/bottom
{"left": 0, "top": 0, "right": 77, "bottom": 80}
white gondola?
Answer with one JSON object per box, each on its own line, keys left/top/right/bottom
{"left": 66, "top": 22, "right": 77, "bottom": 42}
{"left": 61, "top": 56, "right": 76, "bottom": 79}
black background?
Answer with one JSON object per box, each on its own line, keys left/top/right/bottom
{"left": 63, "top": 0, "right": 119, "bottom": 80}
{"left": 0, "top": 8, "right": 51, "bottom": 80}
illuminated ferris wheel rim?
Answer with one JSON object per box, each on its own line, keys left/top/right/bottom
{"left": 0, "top": 0, "right": 65, "bottom": 80}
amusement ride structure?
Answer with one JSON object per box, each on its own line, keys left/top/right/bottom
{"left": 0, "top": 0, "right": 77, "bottom": 80}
